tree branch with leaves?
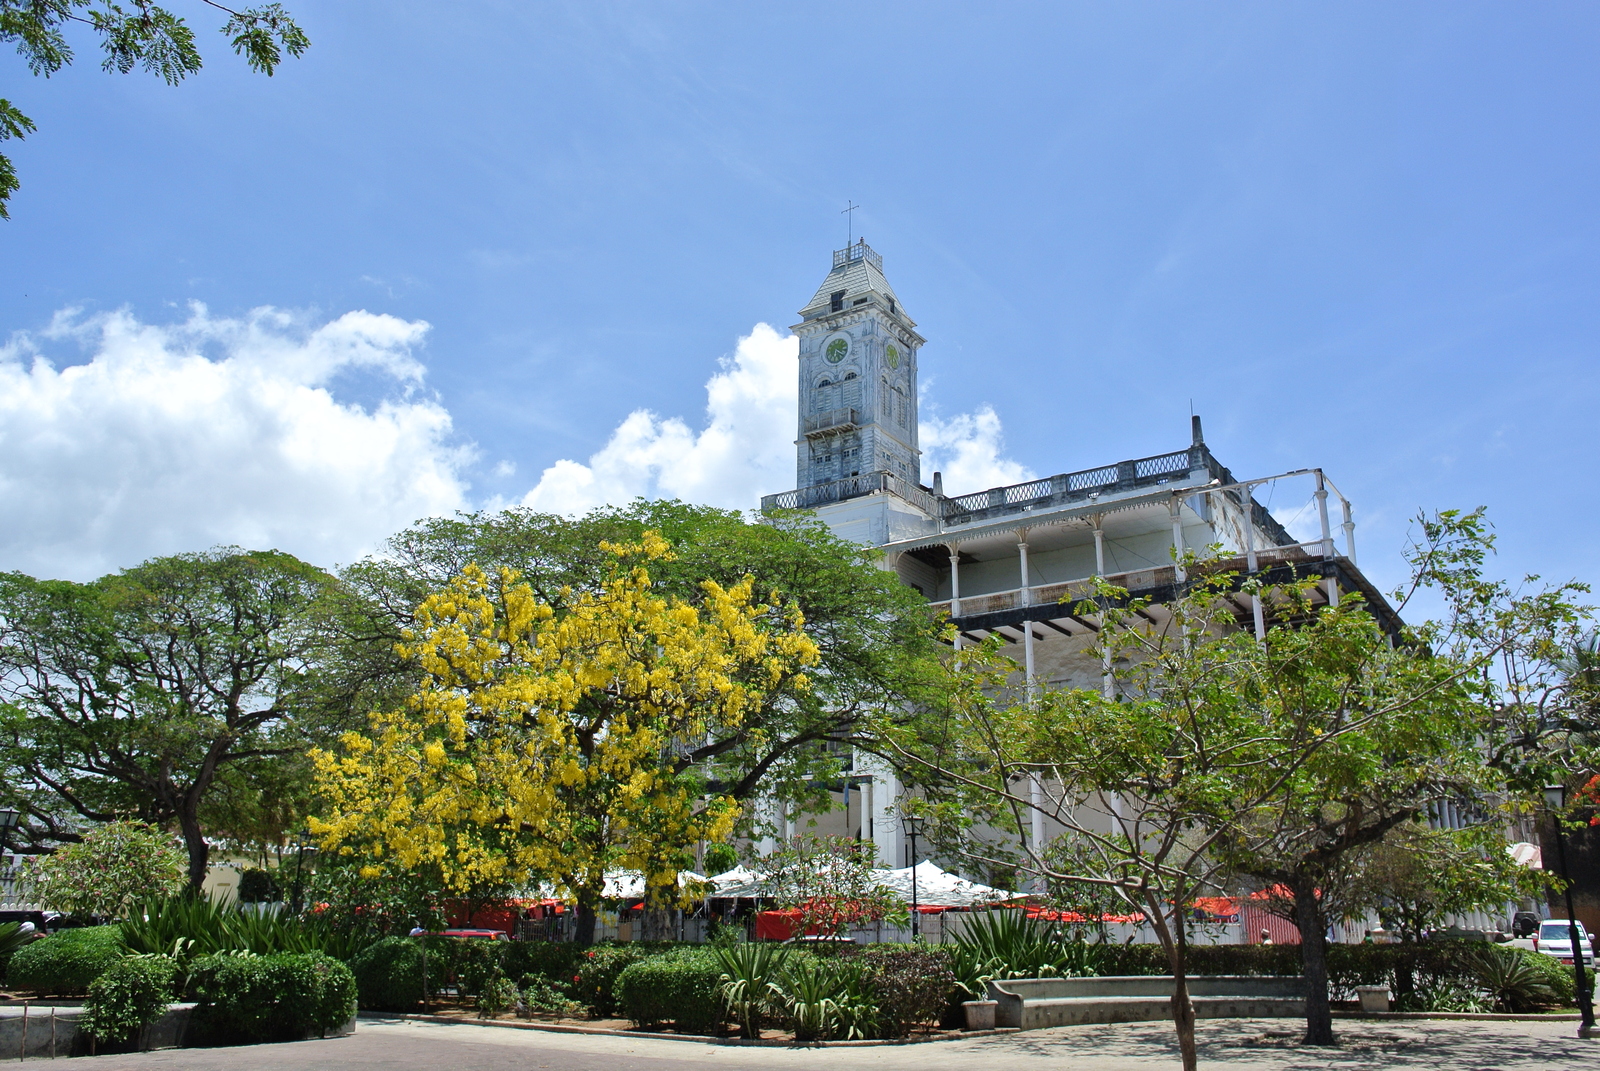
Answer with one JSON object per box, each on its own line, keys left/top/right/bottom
{"left": 0, "top": 0, "right": 308, "bottom": 217}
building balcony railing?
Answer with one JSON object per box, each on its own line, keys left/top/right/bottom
{"left": 833, "top": 242, "right": 884, "bottom": 272}
{"left": 803, "top": 407, "right": 860, "bottom": 437}
{"left": 761, "top": 445, "right": 1228, "bottom": 525}
{"left": 761, "top": 471, "right": 936, "bottom": 516}
{"left": 927, "top": 545, "right": 1334, "bottom": 622}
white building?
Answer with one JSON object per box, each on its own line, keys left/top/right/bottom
{"left": 761, "top": 240, "right": 1398, "bottom": 875}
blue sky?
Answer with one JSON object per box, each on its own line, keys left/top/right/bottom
{"left": 1, "top": 2, "right": 1596, "bottom": 598}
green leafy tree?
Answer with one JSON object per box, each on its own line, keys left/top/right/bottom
{"left": 328, "top": 501, "right": 949, "bottom": 829}
{"left": 1334, "top": 824, "right": 1543, "bottom": 943}
{"left": 0, "top": 0, "right": 308, "bottom": 217}
{"left": 21, "top": 819, "right": 184, "bottom": 919}
{"left": 0, "top": 548, "right": 337, "bottom": 888}
{"left": 892, "top": 556, "right": 1565, "bottom": 1066}
{"left": 752, "top": 833, "right": 904, "bottom": 938}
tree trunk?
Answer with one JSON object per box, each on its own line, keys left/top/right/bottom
{"left": 1291, "top": 875, "right": 1335, "bottom": 1046}
{"left": 1149, "top": 893, "right": 1199, "bottom": 1071}
{"left": 574, "top": 894, "right": 598, "bottom": 946}
{"left": 177, "top": 803, "right": 209, "bottom": 893}
{"left": 1171, "top": 903, "right": 1198, "bottom": 1071}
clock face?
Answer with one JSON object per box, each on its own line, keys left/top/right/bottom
{"left": 886, "top": 344, "right": 901, "bottom": 369}
{"left": 825, "top": 338, "right": 848, "bottom": 363}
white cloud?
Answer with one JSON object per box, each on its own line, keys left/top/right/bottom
{"left": 521, "top": 323, "right": 1038, "bottom": 513}
{"left": 919, "top": 406, "right": 1035, "bottom": 495}
{"left": 0, "top": 307, "right": 1039, "bottom": 581}
{"left": 521, "top": 323, "right": 798, "bottom": 514}
{"left": 0, "top": 305, "right": 471, "bottom": 580}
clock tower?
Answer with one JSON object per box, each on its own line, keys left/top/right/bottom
{"left": 792, "top": 240, "right": 926, "bottom": 493}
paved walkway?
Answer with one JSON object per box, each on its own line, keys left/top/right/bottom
{"left": 54, "top": 1016, "right": 1598, "bottom": 1070}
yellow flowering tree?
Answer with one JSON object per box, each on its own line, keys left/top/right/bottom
{"left": 311, "top": 533, "right": 818, "bottom": 942}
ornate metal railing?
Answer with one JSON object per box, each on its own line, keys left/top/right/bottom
{"left": 761, "top": 471, "right": 936, "bottom": 516}
{"left": 760, "top": 446, "right": 1219, "bottom": 523}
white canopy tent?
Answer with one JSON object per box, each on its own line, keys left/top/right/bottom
{"left": 703, "top": 860, "right": 1017, "bottom": 908}
{"left": 873, "top": 861, "right": 1018, "bottom": 908}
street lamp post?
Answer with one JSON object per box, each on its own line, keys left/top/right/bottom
{"left": 1544, "top": 784, "right": 1597, "bottom": 1038}
{"left": 900, "top": 814, "right": 925, "bottom": 941}
{"left": 290, "top": 836, "right": 318, "bottom": 915}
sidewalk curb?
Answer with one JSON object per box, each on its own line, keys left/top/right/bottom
{"left": 1331, "top": 1011, "right": 1583, "bottom": 1022}
{"left": 357, "top": 1012, "right": 1021, "bottom": 1047}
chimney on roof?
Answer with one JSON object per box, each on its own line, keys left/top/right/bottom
{"left": 1191, "top": 414, "right": 1204, "bottom": 446}
{"left": 932, "top": 471, "right": 944, "bottom": 497}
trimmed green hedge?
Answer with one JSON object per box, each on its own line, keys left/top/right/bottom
{"left": 349, "top": 936, "right": 449, "bottom": 1011}
{"left": 614, "top": 948, "right": 725, "bottom": 1033}
{"left": 6, "top": 926, "right": 125, "bottom": 995}
{"left": 194, "top": 952, "right": 357, "bottom": 1041}
{"left": 81, "top": 956, "right": 180, "bottom": 1044}
{"left": 575, "top": 943, "right": 655, "bottom": 1018}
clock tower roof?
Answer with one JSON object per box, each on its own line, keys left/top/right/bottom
{"left": 796, "top": 240, "right": 917, "bottom": 331}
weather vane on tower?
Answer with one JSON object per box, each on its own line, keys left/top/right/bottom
{"left": 842, "top": 201, "right": 860, "bottom": 247}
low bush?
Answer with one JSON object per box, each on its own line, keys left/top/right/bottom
{"left": 615, "top": 949, "right": 725, "bottom": 1033}
{"left": 503, "top": 940, "right": 586, "bottom": 990}
{"left": 575, "top": 943, "right": 654, "bottom": 1018}
{"left": 448, "top": 936, "right": 507, "bottom": 1001}
{"left": 197, "top": 951, "right": 357, "bottom": 1041}
{"left": 236, "top": 869, "right": 281, "bottom": 904}
{"left": 518, "top": 972, "right": 584, "bottom": 1017}
{"left": 350, "top": 936, "right": 447, "bottom": 1011}
{"left": 80, "top": 956, "right": 180, "bottom": 1044}
{"left": 476, "top": 974, "right": 520, "bottom": 1018}
{"left": 860, "top": 947, "right": 955, "bottom": 1038}
{"left": 6, "top": 926, "right": 125, "bottom": 995}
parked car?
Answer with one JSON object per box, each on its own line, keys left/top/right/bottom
{"left": 431, "top": 928, "right": 507, "bottom": 940}
{"left": 1508, "top": 919, "right": 1595, "bottom": 966}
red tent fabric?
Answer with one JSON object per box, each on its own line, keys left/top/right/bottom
{"left": 1024, "top": 906, "right": 1146, "bottom": 924}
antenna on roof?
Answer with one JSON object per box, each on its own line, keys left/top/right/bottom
{"left": 842, "top": 201, "right": 860, "bottom": 247}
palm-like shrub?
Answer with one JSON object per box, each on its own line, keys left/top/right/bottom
{"left": 950, "top": 910, "right": 1093, "bottom": 996}
{"left": 121, "top": 895, "right": 378, "bottom": 962}
{"left": 1469, "top": 947, "right": 1560, "bottom": 1013}
{"left": 0, "top": 921, "right": 33, "bottom": 980}
{"left": 713, "top": 941, "right": 789, "bottom": 1037}
{"left": 780, "top": 956, "right": 876, "bottom": 1041}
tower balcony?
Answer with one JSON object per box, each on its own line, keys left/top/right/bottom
{"left": 833, "top": 241, "right": 883, "bottom": 272}
{"left": 803, "top": 407, "right": 861, "bottom": 437}
{"left": 761, "top": 470, "right": 937, "bottom": 516}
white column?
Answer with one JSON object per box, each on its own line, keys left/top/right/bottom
{"left": 1019, "top": 530, "right": 1044, "bottom": 890}
{"left": 1092, "top": 514, "right": 1114, "bottom": 699}
{"left": 947, "top": 543, "right": 963, "bottom": 652}
{"left": 1315, "top": 472, "right": 1338, "bottom": 608}
{"left": 1030, "top": 774, "right": 1045, "bottom": 893}
{"left": 1242, "top": 492, "right": 1266, "bottom": 640}
{"left": 1168, "top": 497, "right": 1186, "bottom": 582}
{"left": 1341, "top": 498, "right": 1357, "bottom": 565}
{"left": 1018, "top": 532, "right": 1035, "bottom": 699}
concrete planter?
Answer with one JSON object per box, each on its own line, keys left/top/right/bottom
{"left": 1356, "top": 986, "right": 1391, "bottom": 1013}
{"left": 961, "top": 1000, "right": 998, "bottom": 1030}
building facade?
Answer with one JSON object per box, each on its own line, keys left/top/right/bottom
{"left": 762, "top": 241, "right": 1393, "bottom": 874}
